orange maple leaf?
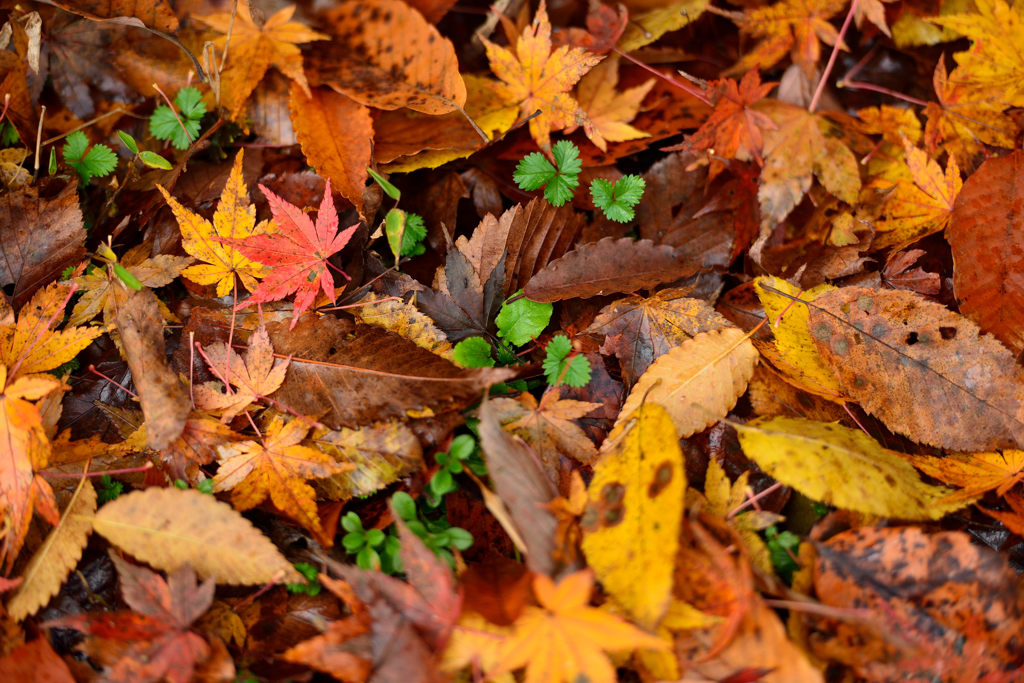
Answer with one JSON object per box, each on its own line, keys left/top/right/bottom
{"left": 157, "top": 150, "right": 272, "bottom": 298}
{"left": 871, "top": 136, "right": 962, "bottom": 249}
{"left": 213, "top": 416, "right": 353, "bottom": 540}
{"left": 573, "top": 55, "right": 655, "bottom": 153}
{"left": 194, "top": 325, "right": 290, "bottom": 421}
{"left": 675, "top": 69, "right": 777, "bottom": 165}
{"left": 725, "top": 0, "right": 848, "bottom": 76}
{"left": 490, "top": 388, "right": 601, "bottom": 469}
{"left": 910, "top": 450, "right": 1024, "bottom": 504}
{"left": 483, "top": 0, "right": 603, "bottom": 152}
{"left": 491, "top": 570, "right": 666, "bottom": 683}
{"left": 224, "top": 180, "right": 359, "bottom": 328}
{"left": 197, "top": 0, "right": 328, "bottom": 120}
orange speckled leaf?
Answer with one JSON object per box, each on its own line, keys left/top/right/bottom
{"left": 483, "top": 0, "right": 603, "bottom": 152}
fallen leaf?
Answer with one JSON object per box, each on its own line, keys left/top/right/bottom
{"left": 92, "top": 487, "right": 302, "bottom": 584}
{"left": 581, "top": 402, "right": 685, "bottom": 628}
{"left": 308, "top": 421, "right": 424, "bottom": 501}
{"left": 574, "top": 55, "right": 655, "bottom": 152}
{"left": 490, "top": 388, "right": 601, "bottom": 472}
{"left": 289, "top": 84, "right": 372, "bottom": 216}
{"left": 734, "top": 416, "right": 971, "bottom": 519}
{"left": 194, "top": 324, "right": 290, "bottom": 421}
{"left": 608, "top": 326, "right": 759, "bottom": 443}
{"left": 197, "top": 0, "right": 328, "bottom": 120}
{"left": 908, "top": 450, "right": 1024, "bottom": 504}
{"left": 806, "top": 286, "right": 1024, "bottom": 450}
{"left": 724, "top": 0, "right": 847, "bottom": 76}
{"left": 949, "top": 149, "right": 1024, "bottom": 354}
{"left": 350, "top": 291, "right": 454, "bottom": 361}
{"left": 315, "top": 0, "right": 467, "bottom": 114}
{"left": 6, "top": 478, "right": 96, "bottom": 621}
{"left": 0, "top": 638, "right": 74, "bottom": 683}
{"left": 213, "top": 416, "right": 353, "bottom": 541}
{"left": 677, "top": 69, "right": 777, "bottom": 165}
{"left": 618, "top": 0, "right": 709, "bottom": 52}
{"left": 482, "top": 0, "right": 603, "bottom": 151}
{"left": 157, "top": 149, "right": 272, "bottom": 298}
{"left": 225, "top": 180, "right": 360, "bottom": 328}
{"left": 491, "top": 569, "right": 667, "bottom": 683}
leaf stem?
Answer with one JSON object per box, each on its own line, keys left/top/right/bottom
{"left": 809, "top": 0, "right": 858, "bottom": 113}
{"left": 612, "top": 47, "right": 713, "bottom": 106}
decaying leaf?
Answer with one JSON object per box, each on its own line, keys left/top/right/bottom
{"left": 194, "top": 324, "right": 290, "bottom": 421}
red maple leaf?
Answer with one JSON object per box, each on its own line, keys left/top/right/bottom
{"left": 226, "top": 180, "right": 359, "bottom": 327}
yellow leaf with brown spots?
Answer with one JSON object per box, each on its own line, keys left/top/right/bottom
{"left": 581, "top": 402, "right": 685, "bottom": 629}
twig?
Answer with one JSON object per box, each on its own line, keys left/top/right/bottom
{"left": 809, "top": 0, "right": 859, "bottom": 113}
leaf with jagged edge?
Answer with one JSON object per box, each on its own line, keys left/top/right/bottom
{"left": 6, "top": 478, "right": 96, "bottom": 620}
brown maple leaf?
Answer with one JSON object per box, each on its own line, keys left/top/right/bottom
{"left": 194, "top": 325, "right": 290, "bottom": 421}
{"left": 490, "top": 388, "right": 601, "bottom": 475}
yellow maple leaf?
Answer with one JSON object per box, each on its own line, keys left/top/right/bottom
{"left": 197, "top": 0, "right": 328, "bottom": 120}
{"left": 930, "top": 0, "right": 1024, "bottom": 108}
{"left": 213, "top": 416, "right": 353, "bottom": 541}
{"left": 909, "top": 450, "right": 1024, "bottom": 504}
{"left": 871, "top": 136, "right": 961, "bottom": 249}
{"left": 194, "top": 325, "right": 290, "bottom": 421}
{"left": 580, "top": 402, "right": 685, "bottom": 629}
{"left": 923, "top": 57, "right": 1018, "bottom": 168}
{"left": 157, "top": 150, "right": 272, "bottom": 298}
{"left": 725, "top": 0, "right": 848, "bottom": 76}
{"left": 491, "top": 569, "right": 667, "bottom": 683}
{"left": 703, "top": 458, "right": 777, "bottom": 576}
{"left": 68, "top": 242, "right": 192, "bottom": 328}
{"left": 0, "top": 282, "right": 103, "bottom": 382}
{"left": 573, "top": 55, "right": 654, "bottom": 152}
{"left": 482, "top": 0, "right": 603, "bottom": 152}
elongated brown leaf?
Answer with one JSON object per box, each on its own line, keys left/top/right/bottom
{"left": 6, "top": 479, "right": 96, "bottom": 621}
{"left": 93, "top": 488, "right": 301, "bottom": 584}
{"left": 112, "top": 287, "right": 188, "bottom": 450}
{"left": 608, "top": 326, "right": 759, "bottom": 444}
{"left": 269, "top": 316, "right": 513, "bottom": 429}
{"left": 479, "top": 399, "right": 561, "bottom": 577}
{"left": 806, "top": 287, "right": 1024, "bottom": 450}
{"left": 949, "top": 149, "right": 1024, "bottom": 354}
{"left": 523, "top": 237, "right": 694, "bottom": 302}
{"left": 314, "top": 0, "right": 466, "bottom": 114}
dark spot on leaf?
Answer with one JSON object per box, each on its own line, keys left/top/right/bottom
{"left": 603, "top": 505, "right": 624, "bottom": 527}
{"left": 833, "top": 337, "right": 849, "bottom": 355}
{"left": 601, "top": 482, "right": 625, "bottom": 505}
{"left": 940, "top": 326, "right": 957, "bottom": 340}
{"left": 905, "top": 331, "right": 919, "bottom": 345}
{"left": 857, "top": 295, "right": 873, "bottom": 311}
{"left": 812, "top": 322, "right": 831, "bottom": 342}
{"left": 648, "top": 462, "right": 673, "bottom": 498}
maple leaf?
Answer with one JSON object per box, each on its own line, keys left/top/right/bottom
{"left": 197, "top": 0, "right": 328, "bottom": 120}
{"left": 572, "top": 55, "right": 655, "bottom": 153}
{"left": 930, "top": 0, "right": 1024, "bottom": 109}
{"left": 213, "top": 416, "right": 354, "bottom": 541}
{"left": 854, "top": 0, "right": 897, "bottom": 36}
{"left": 724, "top": 0, "right": 848, "bottom": 76}
{"left": 923, "top": 58, "right": 1017, "bottom": 167}
{"left": 157, "top": 150, "right": 272, "bottom": 298}
{"left": 490, "top": 569, "right": 667, "bottom": 683}
{"left": 871, "top": 136, "right": 961, "bottom": 249}
{"left": 482, "top": 0, "right": 603, "bottom": 152}
{"left": 674, "top": 69, "right": 777, "bottom": 165}
{"left": 489, "top": 388, "right": 601, "bottom": 473}
{"left": 44, "top": 555, "right": 217, "bottom": 683}
{"left": 194, "top": 325, "right": 291, "bottom": 421}
{"left": 909, "top": 450, "right": 1024, "bottom": 504}
{"left": 68, "top": 241, "right": 192, "bottom": 328}
{"left": 224, "top": 180, "right": 359, "bottom": 328}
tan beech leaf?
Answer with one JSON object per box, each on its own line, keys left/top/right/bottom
{"left": 268, "top": 316, "right": 513, "bottom": 429}
{"left": 93, "top": 487, "right": 301, "bottom": 584}
{"left": 609, "top": 327, "right": 759, "bottom": 445}
{"left": 111, "top": 287, "right": 188, "bottom": 450}
{"left": 289, "top": 84, "right": 372, "bottom": 217}
{"left": 6, "top": 478, "right": 96, "bottom": 621}
{"left": 523, "top": 237, "right": 694, "bottom": 303}
{"left": 315, "top": 0, "right": 466, "bottom": 114}
{"left": 807, "top": 286, "right": 1024, "bottom": 450}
